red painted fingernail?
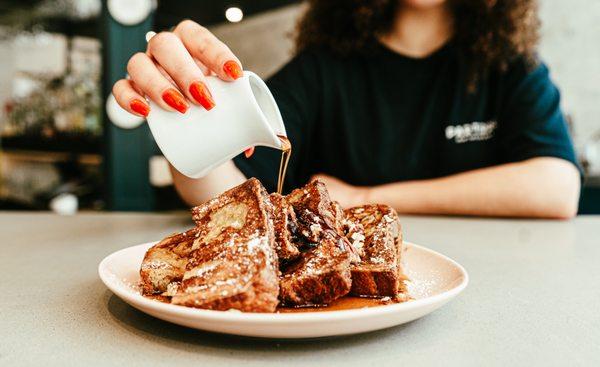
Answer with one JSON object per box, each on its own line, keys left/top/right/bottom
{"left": 130, "top": 99, "right": 150, "bottom": 117}
{"left": 244, "top": 147, "right": 255, "bottom": 158}
{"left": 223, "top": 60, "right": 243, "bottom": 80}
{"left": 161, "top": 88, "right": 188, "bottom": 113}
{"left": 189, "top": 81, "right": 215, "bottom": 110}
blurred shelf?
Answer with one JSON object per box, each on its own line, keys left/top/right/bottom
{"left": 0, "top": 2, "right": 100, "bottom": 39}
{"left": 0, "top": 149, "right": 101, "bottom": 165}
{"left": 0, "top": 198, "right": 36, "bottom": 210}
{"left": 44, "top": 18, "right": 100, "bottom": 39}
{"left": 1, "top": 134, "right": 102, "bottom": 154}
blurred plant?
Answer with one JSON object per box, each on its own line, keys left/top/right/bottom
{"left": 2, "top": 70, "right": 101, "bottom": 137}
{"left": 37, "top": 0, "right": 101, "bottom": 20}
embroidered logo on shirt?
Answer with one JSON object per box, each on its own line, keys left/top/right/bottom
{"left": 445, "top": 121, "right": 497, "bottom": 143}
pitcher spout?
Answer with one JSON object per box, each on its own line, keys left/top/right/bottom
{"left": 246, "top": 71, "right": 287, "bottom": 149}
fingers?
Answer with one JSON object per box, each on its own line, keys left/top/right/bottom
{"left": 112, "top": 79, "right": 150, "bottom": 117}
{"left": 174, "top": 20, "right": 243, "bottom": 81}
{"left": 127, "top": 52, "right": 189, "bottom": 113}
{"left": 147, "top": 32, "right": 215, "bottom": 110}
{"left": 117, "top": 20, "right": 242, "bottom": 117}
{"left": 244, "top": 147, "right": 255, "bottom": 158}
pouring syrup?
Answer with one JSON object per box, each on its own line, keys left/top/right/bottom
{"left": 276, "top": 135, "right": 292, "bottom": 194}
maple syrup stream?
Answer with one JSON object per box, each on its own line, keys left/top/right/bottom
{"left": 276, "top": 135, "right": 292, "bottom": 195}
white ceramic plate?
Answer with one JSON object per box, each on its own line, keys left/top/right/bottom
{"left": 99, "top": 241, "right": 468, "bottom": 338}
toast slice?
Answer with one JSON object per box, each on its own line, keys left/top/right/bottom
{"left": 269, "top": 193, "right": 301, "bottom": 262}
{"left": 169, "top": 178, "right": 279, "bottom": 312}
{"left": 278, "top": 180, "right": 355, "bottom": 306}
{"left": 286, "top": 179, "right": 343, "bottom": 236}
{"left": 279, "top": 228, "right": 354, "bottom": 306}
{"left": 140, "top": 228, "right": 199, "bottom": 295}
{"left": 344, "top": 204, "right": 407, "bottom": 297}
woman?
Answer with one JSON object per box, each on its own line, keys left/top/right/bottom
{"left": 112, "top": 0, "right": 581, "bottom": 218}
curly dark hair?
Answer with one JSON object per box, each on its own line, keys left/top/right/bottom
{"left": 295, "top": 0, "right": 540, "bottom": 89}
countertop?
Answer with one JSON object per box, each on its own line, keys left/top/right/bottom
{"left": 1, "top": 212, "right": 599, "bottom": 366}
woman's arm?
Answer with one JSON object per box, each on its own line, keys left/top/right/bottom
{"left": 110, "top": 19, "right": 257, "bottom": 205}
{"left": 315, "top": 157, "right": 581, "bottom": 219}
{"left": 170, "top": 160, "right": 247, "bottom": 206}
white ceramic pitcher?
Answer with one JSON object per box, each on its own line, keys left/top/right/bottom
{"left": 146, "top": 71, "right": 287, "bottom": 178}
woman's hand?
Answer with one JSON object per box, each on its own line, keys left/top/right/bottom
{"left": 112, "top": 20, "right": 254, "bottom": 156}
{"left": 112, "top": 20, "right": 243, "bottom": 117}
{"left": 311, "top": 173, "right": 371, "bottom": 208}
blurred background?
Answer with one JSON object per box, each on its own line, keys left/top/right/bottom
{"left": 0, "top": 0, "right": 599, "bottom": 214}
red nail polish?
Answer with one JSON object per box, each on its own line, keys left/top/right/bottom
{"left": 130, "top": 99, "right": 150, "bottom": 117}
{"left": 223, "top": 60, "right": 243, "bottom": 80}
{"left": 244, "top": 147, "right": 255, "bottom": 158}
{"left": 162, "top": 88, "right": 188, "bottom": 113}
{"left": 189, "top": 81, "right": 215, "bottom": 110}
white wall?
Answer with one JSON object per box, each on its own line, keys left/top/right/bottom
{"left": 538, "top": 0, "right": 600, "bottom": 149}
{"left": 210, "top": 4, "right": 300, "bottom": 79}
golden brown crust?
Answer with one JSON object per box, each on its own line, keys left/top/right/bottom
{"left": 140, "top": 228, "right": 199, "bottom": 295}
{"left": 140, "top": 178, "right": 279, "bottom": 312}
{"left": 269, "top": 193, "right": 301, "bottom": 262}
{"left": 344, "top": 204, "right": 407, "bottom": 297}
{"left": 174, "top": 178, "right": 279, "bottom": 312}
{"left": 171, "top": 235, "right": 279, "bottom": 312}
{"left": 286, "top": 179, "right": 343, "bottom": 235}
{"left": 279, "top": 230, "right": 353, "bottom": 306}
{"left": 140, "top": 179, "right": 409, "bottom": 312}
{"left": 279, "top": 180, "right": 355, "bottom": 306}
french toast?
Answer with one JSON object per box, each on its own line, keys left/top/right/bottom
{"left": 279, "top": 180, "right": 356, "bottom": 306}
{"left": 139, "top": 178, "right": 411, "bottom": 312}
{"left": 269, "top": 193, "right": 300, "bottom": 262}
{"left": 344, "top": 205, "right": 407, "bottom": 297}
{"left": 279, "top": 228, "right": 354, "bottom": 305}
{"left": 140, "top": 227, "right": 199, "bottom": 295}
{"left": 170, "top": 178, "right": 279, "bottom": 312}
{"left": 286, "top": 179, "right": 343, "bottom": 236}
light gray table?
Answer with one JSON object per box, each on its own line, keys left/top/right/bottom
{"left": 1, "top": 212, "right": 599, "bottom": 366}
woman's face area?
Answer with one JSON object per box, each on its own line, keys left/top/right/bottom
{"left": 401, "top": 0, "right": 447, "bottom": 9}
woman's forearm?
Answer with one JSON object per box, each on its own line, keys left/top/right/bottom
{"left": 171, "top": 156, "right": 580, "bottom": 218}
{"left": 170, "top": 160, "right": 246, "bottom": 206}
{"left": 366, "top": 157, "right": 580, "bottom": 219}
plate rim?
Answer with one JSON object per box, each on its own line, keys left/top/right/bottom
{"left": 99, "top": 241, "right": 469, "bottom": 323}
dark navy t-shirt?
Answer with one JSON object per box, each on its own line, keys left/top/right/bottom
{"left": 234, "top": 42, "right": 578, "bottom": 193}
